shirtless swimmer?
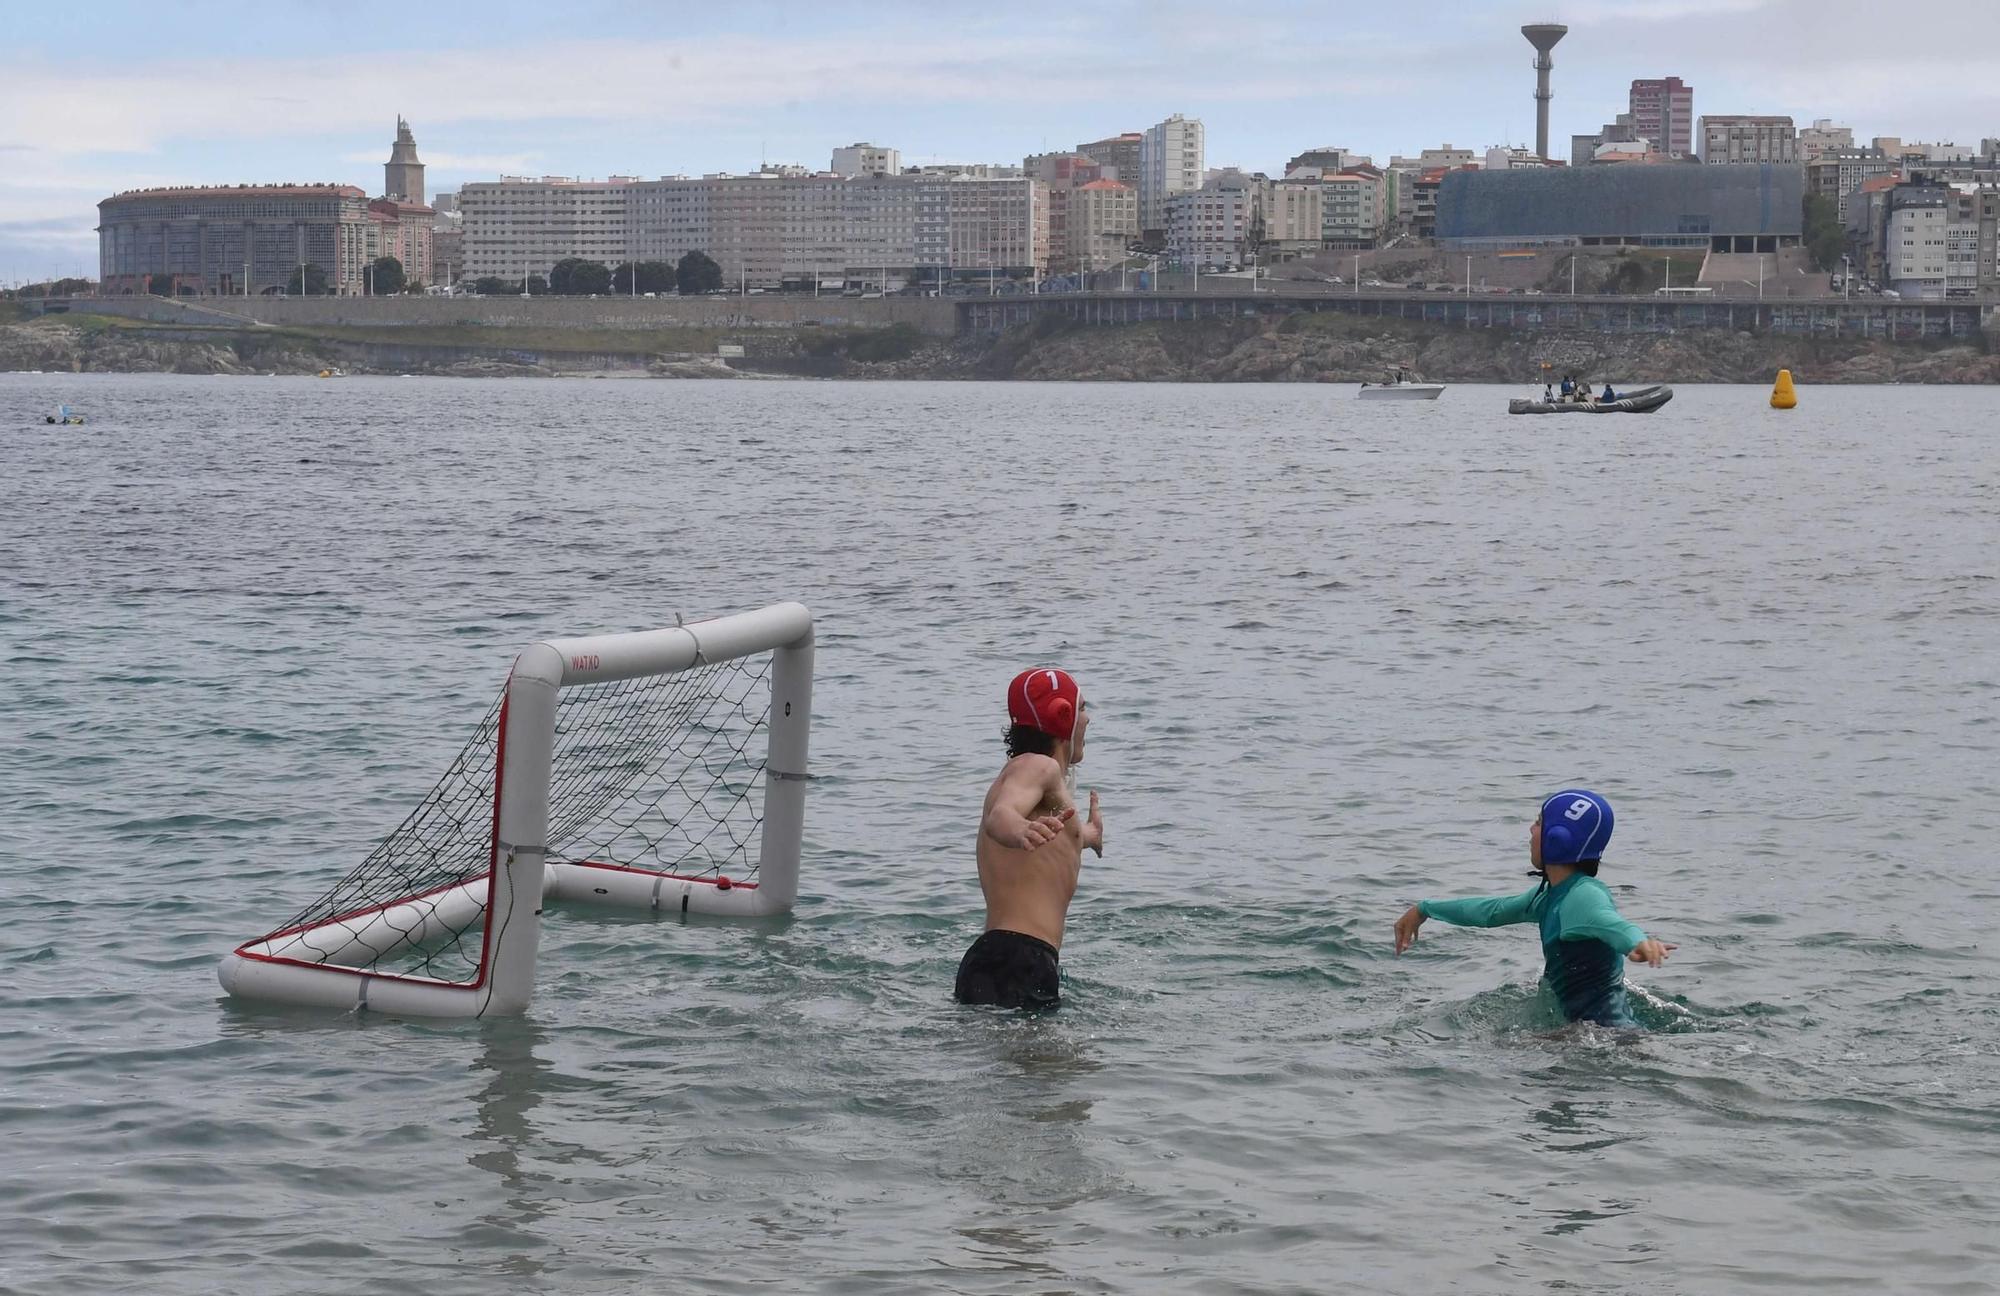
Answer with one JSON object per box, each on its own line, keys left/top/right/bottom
{"left": 954, "top": 668, "right": 1105, "bottom": 1010}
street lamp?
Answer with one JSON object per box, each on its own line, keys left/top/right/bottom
{"left": 1842, "top": 253, "right": 1852, "bottom": 299}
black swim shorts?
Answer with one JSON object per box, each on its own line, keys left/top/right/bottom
{"left": 953, "top": 929, "right": 1061, "bottom": 1010}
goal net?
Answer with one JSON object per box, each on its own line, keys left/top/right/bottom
{"left": 219, "top": 603, "right": 813, "bottom": 1017}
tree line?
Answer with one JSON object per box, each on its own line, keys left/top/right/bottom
{"left": 159, "top": 250, "right": 726, "bottom": 298}
{"left": 469, "top": 252, "right": 723, "bottom": 297}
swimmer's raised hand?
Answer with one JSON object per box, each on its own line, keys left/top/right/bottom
{"left": 1627, "top": 938, "right": 1676, "bottom": 968}
{"left": 1081, "top": 789, "right": 1104, "bottom": 857}
{"left": 1014, "top": 807, "right": 1074, "bottom": 850}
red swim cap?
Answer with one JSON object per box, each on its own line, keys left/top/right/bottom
{"left": 1007, "top": 668, "right": 1080, "bottom": 741}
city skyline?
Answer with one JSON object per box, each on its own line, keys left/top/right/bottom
{"left": 7, "top": 0, "right": 2000, "bottom": 281}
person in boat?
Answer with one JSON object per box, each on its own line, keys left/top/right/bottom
{"left": 1558, "top": 374, "right": 1574, "bottom": 399}
{"left": 1391, "top": 790, "right": 1675, "bottom": 1029}
{"left": 1543, "top": 383, "right": 1554, "bottom": 402}
{"left": 1601, "top": 383, "right": 1618, "bottom": 402}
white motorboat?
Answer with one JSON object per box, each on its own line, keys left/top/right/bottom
{"left": 1357, "top": 377, "right": 1445, "bottom": 400}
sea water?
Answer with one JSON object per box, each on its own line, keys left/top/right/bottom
{"left": 1, "top": 375, "right": 1996, "bottom": 1294}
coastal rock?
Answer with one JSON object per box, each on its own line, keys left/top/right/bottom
{"left": 9, "top": 311, "right": 2000, "bottom": 384}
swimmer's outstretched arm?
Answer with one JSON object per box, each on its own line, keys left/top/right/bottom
{"left": 1394, "top": 889, "right": 1540, "bottom": 955}
{"left": 1557, "top": 884, "right": 1677, "bottom": 967}
{"left": 982, "top": 756, "right": 1073, "bottom": 850}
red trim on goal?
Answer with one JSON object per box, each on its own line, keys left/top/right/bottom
{"left": 233, "top": 685, "right": 515, "bottom": 993}
{"left": 228, "top": 951, "right": 483, "bottom": 987}
{"left": 467, "top": 690, "right": 510, "bottom": 989}
{"left": 241, "top": 873, "right": 490, "bottom": 949}
{"left": 558, "top": 858, "right": 760, "bottom": 889}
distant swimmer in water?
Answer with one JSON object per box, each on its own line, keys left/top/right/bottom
{"left": 1391, "top": 790, "right": 1674, "bottom": 1028}
{"left": 955, "top": 668, "right": 1105, "bottom": 1011}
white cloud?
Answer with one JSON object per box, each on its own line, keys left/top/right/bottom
{"left": 1558, "top": 0, "right": 1771, "bottom": 20}
{"left": 338, "top": 149, "right": 542, "bottom": 172}
{"left": 0, "top": 30, "right": 1415, "bottom": 159}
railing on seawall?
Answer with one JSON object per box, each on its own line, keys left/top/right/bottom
{"left": 953, "top": 291, "right": 1988, "bottom": 342}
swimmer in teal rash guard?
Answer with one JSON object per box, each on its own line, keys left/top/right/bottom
{"left": 1392, "top": 790, "right": 1675, "bottom": 1028}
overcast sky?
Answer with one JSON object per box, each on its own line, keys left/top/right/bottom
{"left": 4, "top": 0, "right": 1997, "bottom": 281}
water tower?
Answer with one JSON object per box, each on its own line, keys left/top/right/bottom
{"left": 1522, "top": 23, "right": 1568, "bottom": 162}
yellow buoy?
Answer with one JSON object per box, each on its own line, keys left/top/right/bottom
{"left": 1770, "top": 369, "right": 1797, "bottom": 409}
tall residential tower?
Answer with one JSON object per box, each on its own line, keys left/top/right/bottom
{"left": 1629, "top": 78, "right": 1694, "bottom": 157}
{"left": 1140, "top": 114, "right": 1204, "bottom": 236}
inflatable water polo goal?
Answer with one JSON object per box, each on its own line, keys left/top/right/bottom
{"left": 219, "top": 602, "right": 814, "bottom": 1018}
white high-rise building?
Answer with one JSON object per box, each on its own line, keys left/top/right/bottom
{"left": 1885, "top": 188, "right": 1947, "bottom": 298}
{"left": 1141, "top": 113, "right": 1205, "bottom": 233}
{"left": 830, "top": 143, "right": 901, "bottom": 178}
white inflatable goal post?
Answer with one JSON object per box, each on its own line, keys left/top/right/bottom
{"left": 219, "top": 602, "right": 813, "bottom": 1018}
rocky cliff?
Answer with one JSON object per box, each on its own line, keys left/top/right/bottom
{"left": 6, "top": 311, "right": 1997, "bottom": 383}
{"left": 886, "top": 314, "right": 2000, "bottom": 385}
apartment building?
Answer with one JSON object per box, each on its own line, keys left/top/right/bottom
{"left": 1807, "top": 148, "right": 1899, "bottom": 222}
{"left": 1884, "top": 185, "right": 1948, "bottom": 297}
{"left": 1076, "top": 132, "right": 1142, "bottom": 185}
{"left": 1572, "top": 113, "right": 1644, "bottom": 166}
{"left": 459, "top": 176, "right": 634, "bottom": 281}
{"left": 1141, "top": 113, "right": 1205, "bottom": 234}
{"left": 1067, "top": 180, "right": 1138, "bottom": 272}
{"left": 1287, "top": 146, "right": 1364, "bottom": 174}
{"left": 1700, "top": 116, "right": 1799, "bottom": 165}
{"left": 944, "top": 176, "right": 1050, "bottom": 279}
{"left": 1320, "top": 168, "right": 1387, "bottom": 247}
{"left": 1799, "top": 119, "right": 1854, "bottom": 161}
{"left": 365, "top": 198, "right": 434, "bottom": 287}
{"left": 1026, "top": 153, "right": 1107, "bottom": 272}
{"left": 1409, "top": 167, "right": 1464, "bottom": 240}
{"left": 650, "top": 172, "right": 1045, "bottom": 288}
{"left": 1165, "top": 170, "right": 1257, "bottom": 268}
{"left": 1409, "top": 146, "right": 1477, "bottom": 169}
{"left": 1263, "top": 181, "right": 1324, "bottom": 255}
{"left": 1629, "top": 78, "right": 1695, "bottom": 156}
{"left": 830, "top": 143, "right": 901, "bottom": 178}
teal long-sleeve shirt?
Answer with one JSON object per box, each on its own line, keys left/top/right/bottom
{"left": 1419, "top": 875, "right": 1647, "bottom": 1026}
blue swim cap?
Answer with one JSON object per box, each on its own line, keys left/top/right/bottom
{"left": 1540, "top": 789, "right": 1613, "bottom": 865}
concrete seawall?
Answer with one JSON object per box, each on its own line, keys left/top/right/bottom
{"left": 960, "top": 291, "right": 1993, "bottom": 342}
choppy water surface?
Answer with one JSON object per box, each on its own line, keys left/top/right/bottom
{"left": 2, "top": 374, "right": 1996, "bottom": 1294}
